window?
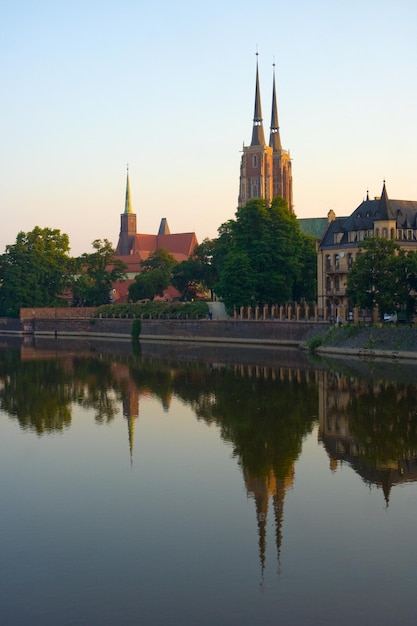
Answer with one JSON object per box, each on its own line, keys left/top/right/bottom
{"left": 348, "top": 253, "right": 353, "bottom": 269}
{"left": 390, "top": 228, "right": 395, "bottom": 239}
{"left": 398, "top": 229, "right": 403, "bottom": 240}
{"left": 253, "top": 155, "right": 258, "bottom": 168}
{"left": 334, "top": 254, "right": 340, "bottom": 269}
{"left": 382, "top": 228, "right": 387, "bottom": 238}
{"left": 326, "top": 276, "right": 331, "bottom": 292}
{"left": 326, "top": 255, "right": 331, "bottom": 270}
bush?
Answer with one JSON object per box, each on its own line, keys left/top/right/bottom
{"left": 131, "top": 318, "right": 141, "bottom": 339}
{"left": 96, "top": 301, "right": 209, "bottom": 320}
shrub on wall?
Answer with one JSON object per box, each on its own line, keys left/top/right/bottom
{"left": 131, "top": 319, "right": 141, "bottom": 339}
{"left": 96, "top": 301, "right": 209, "bottom": 320}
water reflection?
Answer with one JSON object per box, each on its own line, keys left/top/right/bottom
{"left": 318, "top": 370, "right": 417, "bottom": 504}
{"left": 1, "top": 337, "right": 417, "bottom": 576}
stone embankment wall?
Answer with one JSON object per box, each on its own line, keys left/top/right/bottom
{"left": 0, "top": 308, "right": 328, "bottom": 346}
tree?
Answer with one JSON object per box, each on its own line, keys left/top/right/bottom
{"left": 139, "top": 248, "right": 177, "bottom": 274}
{"left": 0, "top": 226, "right": 71, "bottom": 317}
{"left": 72, "top": 239, "right": 127, "bottom": 306}
{"left": 346, "top": 237, "right": 409, "bottom": 317}
{"left": 171, "top": 239, "right": 219, "bottom": 300}
{"left": 215, "top": 250, "right": 256, "bottom": 309}
{"left": 293, "top": 233, "right": 318, "bottom": 302}
{"left": 128, "top": 248, "right": 177, "bottom": 302}
{"left": 213, "top": 197, "right": 316, "bottom": 310}
{"left": 129, "top": 268, "right": 171, "bottom": 301}
{"left": 171, "top": 258, "right": 200, "bottom": 300}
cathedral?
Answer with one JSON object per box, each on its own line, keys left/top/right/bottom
{"left": 238, "top": 57, "right": 293, "bottom": 212}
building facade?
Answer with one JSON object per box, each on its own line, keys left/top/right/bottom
{"left": 317, "top": 183, "right": 417, "bottom": 315}
{"left": 238, "top": 58, "right": 293, "bottom": 212}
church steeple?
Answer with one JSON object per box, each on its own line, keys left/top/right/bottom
{"left": 125, "top": 166, "right": 132, "bottom": 214}
{"left": 251, "top": 55, "right": 266, "bottom": 147}
{"left": 269, "top": 64, "right": 282, "bottom": 151}
{"left": 116, "top": 166, "right": 137, "bottom": 255}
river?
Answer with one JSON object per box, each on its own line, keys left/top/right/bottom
{"left": 1, "top": 336, "right": 416, "bottom": 625}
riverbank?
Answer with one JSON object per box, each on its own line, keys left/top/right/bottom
{"left": 2, "top": 312, "right": 417, "bottom": 360}
{"left": 308, "top": 324, "right": 417, "bottom": 360}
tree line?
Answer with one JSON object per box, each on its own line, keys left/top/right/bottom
{"left": 2, "top": 196, "right": 417, "bottom": 318}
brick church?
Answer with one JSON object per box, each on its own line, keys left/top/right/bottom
{"left": 238, "top": 56, "right": 293, "bottom": 212}
{"left": 113, "top": 169, "right": 198, "bottom": 302}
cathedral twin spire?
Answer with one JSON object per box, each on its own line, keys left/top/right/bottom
{"left": 250, "top": 55, "right": 282, "bottom": 152}
{"left": 239, "top": 55, "right": 293, "bottom": 211}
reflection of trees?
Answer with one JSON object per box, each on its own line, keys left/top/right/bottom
{"left": 319, "top": 370, "right": 417, "bottom": 503}
{"left": 347, "top": 381, "right": 417, "bottom": 466}
{"left": 171, "top": 366, "right": 317, "bottom": 480}
{"left": 0, "top": 352, "right": 124, "bottom": 433}
{"left": 0, "top": 351, "right": 72, "bottom": 435}
{"left": 70, "top": 357, "right": 120, "bottom": 423}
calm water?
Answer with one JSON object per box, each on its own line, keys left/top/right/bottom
{"left": 1, "top": 337, "right": 417, "bottom": 626}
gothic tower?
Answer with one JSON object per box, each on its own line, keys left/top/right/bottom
{"left": 238, "top": 58, "right": 293, "bottom": 212}
{"left": 116, "top": 167, "right": 137, "bottom": 255}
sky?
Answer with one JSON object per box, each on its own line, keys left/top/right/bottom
{"left": 1, "top": 0, "right": 416, "bottom": 256}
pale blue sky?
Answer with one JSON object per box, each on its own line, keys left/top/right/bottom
{"left": 1, "top": 0, "right": 416, "bottom": 255}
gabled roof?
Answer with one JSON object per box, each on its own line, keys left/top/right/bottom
{"left": 298, "top": 217, "right": 330, "bottom": 239}
{"left": 319, "top": 184, "right": 417, "bottom": 249}
{"left": 118, "top": 231, "right": 198, "bottom": 264}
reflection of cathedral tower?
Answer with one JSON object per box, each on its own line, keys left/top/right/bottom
{"left": 124, "top": 397, "right": 139, "bottom": 466}
{"left": 111, "top": 363, "right": 139, "bottom": 465}
{"left": 243, "top": 464, "right": 294, "bottom": 574}
{"left": 238, "top": 56, "right": 293, "bottom": 211}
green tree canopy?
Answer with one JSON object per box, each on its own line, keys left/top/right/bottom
{"left": 171, "top": 238, "right": 218, "bottom": 300}
{"left": 72, "top": 239, "right": 127, "bottom": 306}
{"left": 128, "top": 248, "right": 177, "bottom": 302}
{"left": 0, "top": 226, "right": 71, "bottom": 317}
{"left": 346, "top": 237, "right": 417, "bottom": 317}
{"left": 213, "top": 197, "right": 317, "bottom": 311}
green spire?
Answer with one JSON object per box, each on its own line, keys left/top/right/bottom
{"left": 124, "top": 165, "right": 132, "bottom": 214}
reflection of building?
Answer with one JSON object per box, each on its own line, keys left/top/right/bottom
{"left": 318, "top": 370, "right": 417, "bottom": 504}
{"left": 243, "top": 465, "right": 294, "bottom": 574}
{"left": 238, "top": 56, "right": 293, "bottom": 212}
{"left": 317, "top": 183, "right": 417, "bottom": 313}
{"left": 111, "top": 362, "right": 173, "bottom": 464}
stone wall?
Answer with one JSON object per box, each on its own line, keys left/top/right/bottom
{"left": 11, "top": 315, "right": 327, "bottom": 346}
